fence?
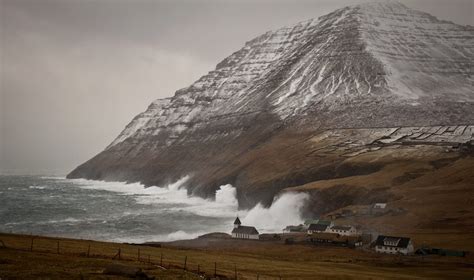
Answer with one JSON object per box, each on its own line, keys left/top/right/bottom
{"left": 0, "top": 234, "right": 285, "bottom": 280}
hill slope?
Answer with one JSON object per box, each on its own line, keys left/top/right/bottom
{"left": 68, "top": 2, "right": 474, "bottom": 217}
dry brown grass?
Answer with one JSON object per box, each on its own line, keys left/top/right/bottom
{"left": 279, "top": 144, "right": 474, "bottom": 252}
{"left": 0, "top": 233, "right": 473, "bottom": 279}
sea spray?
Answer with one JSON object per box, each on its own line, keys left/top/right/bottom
{"left": 72, "top": 176, "right": 239, "bottom": 218}
{"left": 6, "top": 176, "right": 310, "bottom": 241}
{"left": 215, "top": 184, "right": 238, "bottom": 207}
{"left": 166, "top": 176, "right": 190, "bottom": 191}
{"left": 74, "top": 177, "right": 308, "bottom": 233}
{"left": 241, "top": 192, "right": 309, "bottom": 232}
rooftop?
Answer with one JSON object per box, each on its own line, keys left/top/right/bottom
{"left": 308, "top": 224, "right": 329, "bottom": 232}
{"left": 232, "top": 226, "right": 259, "bottom": 235}
{"left": 375, "top": 235, "right": 411, "bottom": 248}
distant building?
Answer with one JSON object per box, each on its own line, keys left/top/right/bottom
{"left": 231, "top": 217, "right": 259, "bottom": 240}
{"left": 373, "top": 203, "right": 386, "bottom": 209}
{"left": 307, "top": 223, "right": 329, "bottom": 234}
{"left": 371, "top": 203, "right": 388, "bottom": 215}
{"left": 327, "top": 225, "right": 357, "bottom": 236}
{"left": 375, "top": 235, "right": 414, "bottom": 255}
{"left": 309, "top": 232, "right": 363, "bottom": 248}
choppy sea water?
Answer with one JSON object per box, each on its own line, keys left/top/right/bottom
{"left": 0, "top": 175, "right": 308, "bottom": 242}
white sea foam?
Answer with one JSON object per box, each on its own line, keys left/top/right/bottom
{"left": 215, "top": 184, "right": 238, "bottom": 206}
{"left": 71, "top": 176, "right": 239, "bottom": 218}
{"left": 68, "top": 176, "right": 308, "bottom": 240}
{"left": 44, "top": 217, "right": 83, "bottom": 224}
{"left": 160, "top": 230, "right": 208, "bottom": 241}
{"left": 29, "top": 185, "right": 47, "bottom": 190}
{"left": 241, "top": 192, "right": 309, "bottom": 232}
{"left": 110, "top": 230, "right": 211, "bottom": 243}
{"left": 5, "top": 217, "right": 90, "bottom": 226}
{"left": 40, "top": 176, "right": 66, "bottom": 180}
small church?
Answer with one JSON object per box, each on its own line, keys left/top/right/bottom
{"left": 231, "top": 217, "right": 259, "bottom": 240}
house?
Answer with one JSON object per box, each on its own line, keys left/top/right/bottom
{"left": 327, "top": 225, "right": 357, "bottom": 236}
{"left": 307, "top": 223, "right": 329, "bottom": 234}
{"left": 231, "top": 217, "right": 259, "bottom": 240}
{"left": 308, "top": 232, "right": 362, "bottom": 248}
{"left": 371, "top": 203, "right": 388, "bottom": 215}
{"left": 375, "top": 235, "right": 414, "bottom": 255}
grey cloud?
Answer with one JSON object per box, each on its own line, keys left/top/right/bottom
{"left": 1, "top": 0, "right": 472, "bottom": 174}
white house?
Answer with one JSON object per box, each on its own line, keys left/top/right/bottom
{"left": 375, "top": 235, "right": 414, "bottom": 255}
{"left": 231, "top": 217, "right": 259, "bottom": 240}
{"left": 371, "top": 203, "right": 388, "bottom": 215}
{"left": 373, "top": 203, "right": 387, "bottom": 209}
{"left": 327, "top": 225, "right": 357, "bottom": 236}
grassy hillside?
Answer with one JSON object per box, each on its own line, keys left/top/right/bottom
{"left": 283, "top": 143, "right": 474, "bottom": 250}
{"left": 0, "top": 233, "right": 473, "bottom": 279}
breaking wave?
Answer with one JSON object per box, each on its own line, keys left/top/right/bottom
{"left": 1, "top": 175, "right": 308, "bottom": 241}
{"left": 29, "top": 185, "right": 47, "bottom": 190}
{"left": 242, "top": 192, "right": 309, "bottom": 232}
{"left": 69, "top": 176, "right": 308, "bottom": 236}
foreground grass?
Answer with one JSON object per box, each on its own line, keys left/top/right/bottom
{"left": 0, "top": 233, "right": 473, "bottom": 279}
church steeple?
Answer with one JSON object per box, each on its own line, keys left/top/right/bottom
{"left": 233, "top": 217, "right": 241, "bottom": 228}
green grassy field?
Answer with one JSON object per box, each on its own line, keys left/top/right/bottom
{"left": 0, "top": 233, "right": 473, "bottom": 279}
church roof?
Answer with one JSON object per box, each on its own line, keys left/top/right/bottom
{"left": 233, "top": 217, "right": 241, "bottom": 225}
{"left": 232, "top": 225, "right": 259, "bottom": 235}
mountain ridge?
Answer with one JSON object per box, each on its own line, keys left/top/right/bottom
{"left": 68, "top": 1, "right": 474, "bottom": 212}
{"left": 107, "top": 1, "right": 473, "bottom": 147}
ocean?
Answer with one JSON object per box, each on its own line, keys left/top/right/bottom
{"left": 0, "top": 175, "right": 307, "bottom": 243}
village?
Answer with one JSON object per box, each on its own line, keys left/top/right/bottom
{"left": 230, "top": 202, "right": 469, "bottom": 258}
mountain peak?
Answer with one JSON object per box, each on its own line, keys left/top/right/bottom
{"left": 356, "top": 0, "right": 407, "bottom": 8}
{"left": 68, "top": 3, "right": 474, "bottom": 203}
{"left": 99, "top": 0, "right": 473, "bottom": 148}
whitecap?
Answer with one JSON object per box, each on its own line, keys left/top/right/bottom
{"left": 40, "top": 176, "right": 65, "bottom": 180}
{"left": 110, "top": 230, "right": 212, "bottom": 243}
{"left": 242, "top": 192, "right": 309, "bottom": 232}
{"left": 66, "top": 176, "right": 309, "bottom": 236}
{"left": 29, "top": 185, "right": 47, "bottom": 190}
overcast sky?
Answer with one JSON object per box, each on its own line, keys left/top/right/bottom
{"left": 1, "top": 0, "right": 472, "bottom": 175}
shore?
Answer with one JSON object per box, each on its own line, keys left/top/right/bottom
{"left": 0, "top": 232, "right": 473, "bottom": 279}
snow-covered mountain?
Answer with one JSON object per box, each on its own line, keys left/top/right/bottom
{"left": 68, "top": 2, "right": 473, "bottom": 208}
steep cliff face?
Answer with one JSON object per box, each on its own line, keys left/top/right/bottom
{"left": 68, "top": 2, "right": 474, "bottom": 208}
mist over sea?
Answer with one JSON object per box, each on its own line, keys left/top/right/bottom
{"left": 0, "top": 175, "right": 307, "bottom": 243}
